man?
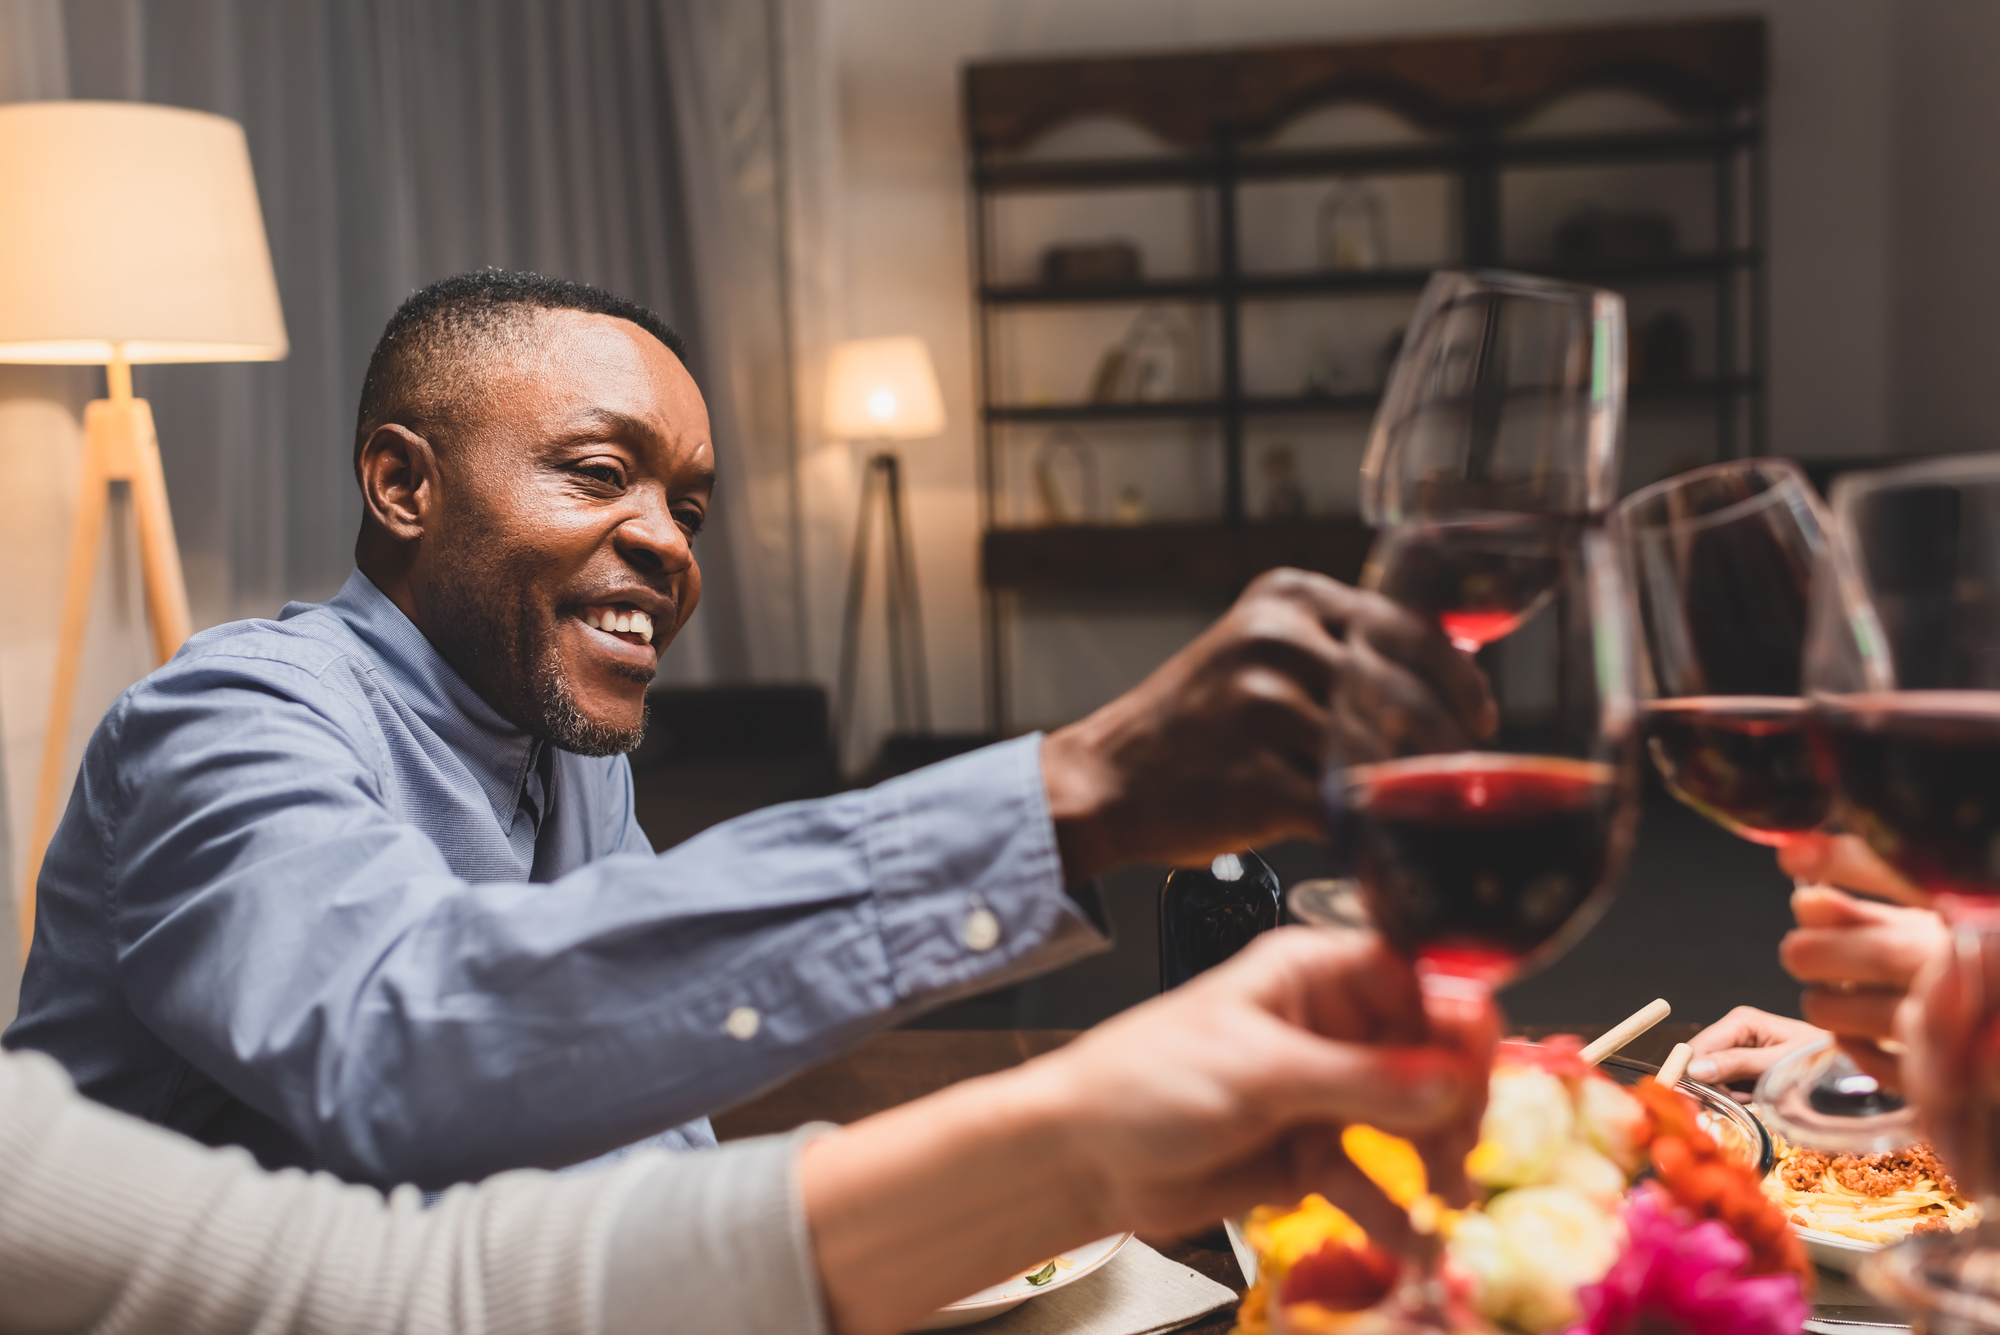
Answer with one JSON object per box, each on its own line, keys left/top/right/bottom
{"left": 7, "top": 270, "right": 1492, "bottom": 1189}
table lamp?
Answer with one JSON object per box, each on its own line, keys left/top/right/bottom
{"left": 0, "top": 101, "right": 288, "bottom": 955}
{"left": 823, "top": 336, "right": 945, "bottom": 761}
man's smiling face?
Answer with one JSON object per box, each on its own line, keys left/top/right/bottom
{"left": 396, "top": 309, "right": 714, "bottom": 754}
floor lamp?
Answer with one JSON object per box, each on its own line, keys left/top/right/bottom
{"left": 823, "top": 337, "right": 946, "bottom": 765}
{"left": 0, "top": 102, "right": 289, "bottom": 958}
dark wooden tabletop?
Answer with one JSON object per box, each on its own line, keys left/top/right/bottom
{"left": 712, "top": 1022, "right": 1707, "bottom": 1334}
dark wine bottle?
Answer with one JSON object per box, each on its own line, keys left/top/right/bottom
{"left": 1158, "top": 850, "right": 1282, "bottom": 990}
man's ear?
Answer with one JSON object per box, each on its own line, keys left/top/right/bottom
{"left": 358, "top": 424, "right": 438, "bottom": 542}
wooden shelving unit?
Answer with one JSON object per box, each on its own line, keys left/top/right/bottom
{"left": 964, "top": 16, "right": 1766, "bottom": 730}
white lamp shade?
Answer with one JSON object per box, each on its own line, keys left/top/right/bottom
{"left": 824, "top": 336, "right": 945, "bottom": 440}
{"left": 0, "top": 101, "right": 287, "bottom": 364}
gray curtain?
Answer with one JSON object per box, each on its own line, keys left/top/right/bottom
{"left": 41, "top": 0, "right": 804, "bottom": 683}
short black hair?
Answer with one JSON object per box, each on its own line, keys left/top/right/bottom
{"left": 352, "top": 269, "right": 689, "bottom": 475}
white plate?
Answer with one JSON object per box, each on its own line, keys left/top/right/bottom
{"left": 1795, "top": 1225, "right": 1879, "bottom": 1274}
{"left": 909, "top": 1232, "right": 1134, "bottom": 1330}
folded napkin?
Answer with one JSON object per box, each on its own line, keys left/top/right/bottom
{"left": 977, "top": 1239, "right": 1238, "bottom": 1335}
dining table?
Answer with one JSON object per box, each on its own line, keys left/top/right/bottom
{"left": 711, "top": 1020, "right": 1893, "bottom": 1334}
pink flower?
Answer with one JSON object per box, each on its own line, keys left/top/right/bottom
{"left": 1567, "top": 1188, "right": 1808, "bottom": 1335}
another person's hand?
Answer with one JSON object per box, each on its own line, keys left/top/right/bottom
{"left": 1779, "top": 833, "right": 1931, "bottom": 907}
{"left": 1686, "top": 1005, "right": 1825, "bottom": 1095}
{"left": 1774, "top": 837, "right": 1944, "bottom": 1086}
{"left": 1898, "top": 930, "right": 2000, "bottom": 1196}
{"left": 1036, "top": 926, "right": 1497, "bottom": 1236}
{"left": 801, "top": 927, "right": 1498, "bottom": 1335}
{"left": 1781, "top": 883, "right": 1945, "bottom": 1050}
{"left": 1042, "top": 568, "right": 1496, "bottom": 880}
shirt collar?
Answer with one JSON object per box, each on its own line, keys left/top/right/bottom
{"left": 304, "top": 569, "right": 544, "bottom": 830}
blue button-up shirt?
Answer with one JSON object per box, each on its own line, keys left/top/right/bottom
{"left": 6, "top": 571, "right": 1104, "bottom": 1188}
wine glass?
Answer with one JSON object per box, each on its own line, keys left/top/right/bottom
{"left": 1802, "top": 455, "right": 2000, "bottom": 1327}
{"left": 1294, "top": 527, "right": 1642, "bottom": 1333}
{"left": 1361, "top": 270, "right": 1626, "bottom": 525}
{"left": 1616, "top": 460, "right": 1916, "bottom": 1150}
{"left": 1337, "top": 525, "right": 1640, "bottom": 991}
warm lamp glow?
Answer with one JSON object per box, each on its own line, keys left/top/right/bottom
{"left": 0, "top": 101, "right": 288, "bottom": 364}
{"left": 825, "top": 336, "right": 945, "bottom": 440}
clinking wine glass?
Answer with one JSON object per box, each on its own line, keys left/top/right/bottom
{"left": 1290, "top": 527, "right": 1642, "bottom": 1333}
{"left": 1802, "top": 455, "right": 2000, "bottom": 1328}
{"left": 1616, "top": 459, "right": 1916, "bottom": 1151}
{"left": 1361, "top": 270, "right": 1625, "bottom": 526}
{"left": 1359, "top": 271, "right": 1624, "bottom": 656}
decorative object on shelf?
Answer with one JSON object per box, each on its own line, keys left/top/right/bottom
{"left": 1040, "top": 238, "right": 1142, "bottom": 286}
{"left": 1031, "top": 428, "right": 1100, "bottom": 525}
{"left": 1303, "top": 342, "right": 1359, "bottom": 399}
{"left": 1087, "top": 305, "right": 1193, "bottom": 404}
{"left": 0, "top": 101, "right": 290, "bottom": 952}
{"left": 1553, "top": 206, "right": 1677, "bottom": 264}
{"left": 1113, "top": 484, "right": 1146, "bottom": 526}
{"left": 1260, "top": 443, "right": 1308, "bottom": 519}
{"left": 1634, "top": 309, "right": 1694, "bottom": 387}
{"left": 823, "top": 336, "right": 947, "bottom": 762}
{"left": 1317, "top": 177, "right": 1387, "bottom": 272}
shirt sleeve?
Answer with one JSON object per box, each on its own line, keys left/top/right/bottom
{"left": 88, "top": 662, "right": 1106, "bottom": 1187}
{"left": 0, "top": 1046, "right": 828, "bottom": 1335}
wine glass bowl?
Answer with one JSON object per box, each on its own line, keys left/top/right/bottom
{"left": 1361, "top": 270, "right": 1625, "bottom": 525}
{"left": 1360, "top": 514, "right": 1582, "bottom": 654}
{"left": 1618, "top": 459, "right": 1834, "bottom": 847}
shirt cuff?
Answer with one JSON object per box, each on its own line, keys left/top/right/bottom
{"left": 600, "top": 1123, "right": 835, "bottom": 1335}
{"left": 861, "top": 734, "right": 1109, "bottom": 1007}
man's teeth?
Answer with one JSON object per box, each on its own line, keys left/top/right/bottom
{"left": 581, "top": 606, "right": 654, "bottom": 645}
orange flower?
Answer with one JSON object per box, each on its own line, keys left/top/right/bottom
{"left": 1631, "top": 1081, "right": 1811, "bottom": 1287}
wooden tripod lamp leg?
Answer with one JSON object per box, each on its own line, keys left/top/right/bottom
{"left": 20, "top": 416, "right": 113, "bottom": 958}
{"left": 123, "top": 397, "right": 192, "bottom": 662}
{"left": 18, "top": 384, "right": 192, "bottom": 960}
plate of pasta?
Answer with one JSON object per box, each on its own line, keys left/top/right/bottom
{"left": 1762, "top": 1135, "right": 1980, "bottom": 1269}
{"left": 910, "top": 1232, "right": 1132, "bottom": 1329}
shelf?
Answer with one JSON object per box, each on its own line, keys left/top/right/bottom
{"left": 1521, "top": 250, "right": 1760, "bottom": 283}
{"left": 984, "top": 378, "right": 1754, "bottom": 425}
{"left": 985, "top": 400, "right": 1225, "bottom": 424}
{"left": 980, "top": 253, "right": 1758, "bottom": 308}
{"left": 980, "top": 277, "right": 1222, "bottom": 306}
{"left": 983, "top": 520, "right": 1373, "bottom": 592}
{"left": 974, "top": 127, "right": 1758, "bottom": 194}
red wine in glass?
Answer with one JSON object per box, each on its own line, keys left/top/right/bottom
{"left": 1362, "top": 517, "right": 1577, "bottom": 653}
{"left": 1644, "top": 696, "right": 1832, "bottom": 847}
{"left": 1346, "top": 754, "right": 1623, "bottom": 986}
{"left": 1815, "top": 693, "right": 2000, "bottom": 909}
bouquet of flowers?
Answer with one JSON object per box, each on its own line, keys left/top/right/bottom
{"left": 1233, "top": 1039, "right": 1811, "bottom": 1335}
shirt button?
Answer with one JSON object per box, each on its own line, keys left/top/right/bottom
{"left": 723, "top": 1006, "right": 761, "bottom": 1041}
{"left": 962, "top": 906, "right": 1001, "bottom": 953}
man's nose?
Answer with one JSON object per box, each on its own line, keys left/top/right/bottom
{"left": 611, "top": 488, "right": 693, "bottom": 574}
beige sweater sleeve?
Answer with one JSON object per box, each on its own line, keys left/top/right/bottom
{"left": 0, "top": 1049, "right": 829, "bottom": 1335}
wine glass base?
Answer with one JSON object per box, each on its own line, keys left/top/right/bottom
{"left": 1862, "top": 1227, "right": 2000, "bottom": 1335}
{"left": 1754, "top": 1035, "right": 1920, "bottom": 1154}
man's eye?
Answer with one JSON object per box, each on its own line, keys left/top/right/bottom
{"left": 577, "top": 464, "right": 624, "bottom": 488}
{"left": 674, "top": 508, "right": 705, "bottom": 538}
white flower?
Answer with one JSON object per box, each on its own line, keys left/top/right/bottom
{"left": 1470, "top": 1064, "right": 1574, "bottom": 1189}
{"left": 1484, "top": 1186, "right": 1625, "bottom": 1334}
{"left": 1541, "top": 1141, "right": 1629, "bottom": 1208}
{"left": 1444, "top": 1212, "right": 1521, "bottom": 1327}
{"left": 1576, "top": 1075, "right": 1649, "bottom": 1175}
